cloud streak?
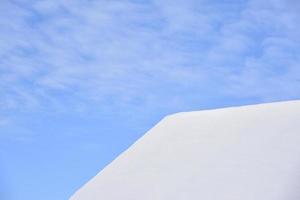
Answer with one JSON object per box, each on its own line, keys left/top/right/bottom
{"left": 0, "top": 0, "right": 299, "bottom": 112}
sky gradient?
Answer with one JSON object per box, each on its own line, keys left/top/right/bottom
{"left": 0, "top": 0, "right": 300, "bottom": 199}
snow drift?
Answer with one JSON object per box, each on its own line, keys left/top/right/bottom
{"left": 70, "top": 101, "right": 300, "bottom": 200}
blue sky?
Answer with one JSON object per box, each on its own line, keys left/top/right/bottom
{"left": 0, "top": 0, "right": 300, "bottom": 199}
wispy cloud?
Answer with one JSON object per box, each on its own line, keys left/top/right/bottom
{"left": 0, "top": 0, "right": 299, "bottom": 112}
{"left": 0, "top": 118, "right": 9, "bottom": 127}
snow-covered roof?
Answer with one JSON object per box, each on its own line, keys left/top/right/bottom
{"left": 70, "top": 100, "right": 300, "bottom": 200}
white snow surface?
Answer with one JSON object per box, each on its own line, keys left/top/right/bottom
{"left": 70, "top": 101, "right": 300, "bottom": 200}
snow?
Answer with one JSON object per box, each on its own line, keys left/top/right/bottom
{"left": 70, "top": 100, "right": 300, "bottom": 200}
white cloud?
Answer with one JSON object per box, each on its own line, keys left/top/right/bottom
{"left": 0, "top": 0, "right": 299, "bottom": 112}
{"left": 219, "top": 0, "right": 300, "bottom": 100}
{"left": 0, "top": 118, "right": 10, "bottom": 127}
